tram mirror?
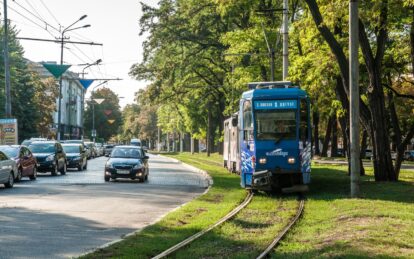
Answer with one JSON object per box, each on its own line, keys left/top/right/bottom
{"left": 231, "top": 116, "right": 238, "bottom": 127}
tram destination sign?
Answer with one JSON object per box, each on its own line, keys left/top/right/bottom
{"left": 254, "top": 100, "right": 297, "bottom": 110}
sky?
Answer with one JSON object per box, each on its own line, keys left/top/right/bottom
{"left": 6, "top": 0, "right": 157, "bottom": 108}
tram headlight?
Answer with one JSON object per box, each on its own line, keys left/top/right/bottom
{"left": 259, "top": 158, "right": 267, "bottom": 164}
{"left": 287, "top": 157, "right": 296, "bottom": 164}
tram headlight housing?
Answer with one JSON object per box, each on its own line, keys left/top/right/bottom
{"left": 287, "top": 157, "right": 296, "bottom": 164}
{"left": 259, "top": 158, "right": 267, "bottom": 164}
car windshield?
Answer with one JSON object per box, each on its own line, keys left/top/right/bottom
{"left": 0, "top": 147, "right": 18, "bottom": 158}
{"left": 111, "top": 148, "right": 142, "bottom": 158}
{"left": 255, "top": 110, "right": 297, "bottom": 141}
{"left": 65, "top": 140, "right": 82, "bottom": 144}
{"left": 63, "top": 145, "right": 80, "bottom": 153}
{"left": 29, "top": 144, "right": 55, "bottom": 153}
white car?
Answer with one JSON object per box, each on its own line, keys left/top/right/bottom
{"left": 0, "top": 151, "right": 17, "bottom": 188}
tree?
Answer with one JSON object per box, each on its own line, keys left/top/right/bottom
{"left": 84, "top": 88, "right": 122, "bottom": 141}
{"left": 0, "top": 24, "right": 47, "bottom": 142}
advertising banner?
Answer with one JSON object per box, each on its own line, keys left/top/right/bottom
{"left": 0, "top": 118, "right": 18, "bottom": 145}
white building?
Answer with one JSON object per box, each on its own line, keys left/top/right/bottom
{"left": 27, "top": 60, "right": 85, "bottom": 139}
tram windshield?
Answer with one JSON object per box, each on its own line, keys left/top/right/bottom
{"left": 255, "top": 110, "right": 296, "bottom": 141}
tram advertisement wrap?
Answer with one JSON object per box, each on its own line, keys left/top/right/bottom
{"left": 0, "top": 119, "right": 18, "bottom": 145}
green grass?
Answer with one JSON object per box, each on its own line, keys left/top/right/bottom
{"left": 83, "top": 153, "right": 414, "bottom": 258}
{"left": 274, "top": 165, "right": 414, "bottom": 258}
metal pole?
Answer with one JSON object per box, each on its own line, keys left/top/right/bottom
{"left": 57, "top": 33, "right": 64, "bottom": 140}
{"left": 282, "top": 0, "right": 289, "bottom": 80}
{"left": 157, "top": 126, "right": 161, "bottom": 152}
{"left": 349, "top": 0, "right": 360, "bottom": 197}
{"left": 270, "top": 49, "right": 275, "bottom": 81}
{"left": 92, "top": 102, "right": 95, "bottom": 142}
{"left": 3, "top": 0, "right": 11, "bottom": 118}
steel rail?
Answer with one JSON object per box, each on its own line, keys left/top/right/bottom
{"left": 256, "top": 195, "right": 305, "bottom": 259}
{"left": 152, "top": 191, "right": 254, "bottom": 259}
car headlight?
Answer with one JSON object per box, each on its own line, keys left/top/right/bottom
{"left": 46, "top": 155, "right": 55, "bottom": 162}
{"left": 106, "top": 163, "right": 114, "bottom": 169}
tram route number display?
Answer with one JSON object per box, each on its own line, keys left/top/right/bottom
{"left": 0, "top": 118, "right": 18, "bottom": 145}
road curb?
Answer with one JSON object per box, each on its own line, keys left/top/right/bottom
{"left": 76, "top": 154, "right": 213, "bottom": 258}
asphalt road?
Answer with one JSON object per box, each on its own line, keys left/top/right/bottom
{"left": 0, "top": 154, "right": 208, "bottom": 259}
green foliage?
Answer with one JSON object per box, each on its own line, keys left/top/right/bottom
{"left": 84, "top": 88, "right": 122, "bottom": 141}
{"left": 0, "top": 24, "right": 52, "bottom": 141}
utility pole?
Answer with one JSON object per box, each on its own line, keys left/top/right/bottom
{"left": 3, "top": 0, "right": 11, "bottom": 118}
{"left": 349, "top": 0, "right": 360, "bottom": 197}
{"left": 282, "top": 0, "right": 289, "bottom": 80}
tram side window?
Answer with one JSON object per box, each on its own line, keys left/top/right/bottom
{"left": 243, "top": 101, "right": 253, "bottom": 141}
{"left": 299, "top": 99, "right": 309, "bottom": 142}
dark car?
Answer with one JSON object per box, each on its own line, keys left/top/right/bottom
{"left": 104, "top": 146, "right": 149, "bottom": 182}
{"left": 404, "top": 150, "right": 414, "bottom": 161}
{"left": 0, "top": 145, "right": 37, "bottom": 181}
{"left": 29, "top": 141, "right": 67, "bottom": 176}
{"left": 62, "top": 144, "right": 88, "bottom": 171}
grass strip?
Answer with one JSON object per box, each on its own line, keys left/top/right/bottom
{"left": 274, "top": 165, "right": 414, "bottom": 258}
{"left": 173, "top": 193, "right": 299, "bottom": 258}
{"left": 81, "top": 153, "right": 245, "bottom": 258}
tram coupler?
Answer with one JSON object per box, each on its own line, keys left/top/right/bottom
{"left": 252, "top": 170, "right": 272, "bottom": 190}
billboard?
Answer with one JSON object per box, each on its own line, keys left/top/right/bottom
{"left": 0, "top": 119, "right": 18, "bottom": 145}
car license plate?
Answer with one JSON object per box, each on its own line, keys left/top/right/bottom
{"left": 117, "top": 170, "right": 130, "bottom": 174}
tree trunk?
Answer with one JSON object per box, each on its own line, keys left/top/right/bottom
{"left": 360, "top": 129, "right": 368, "bottom": 176}
{"left": 313, "top": 110, "right": 320, "bottom": 155}
{"left": 321, "top": 116, "right": 334, "bottom": 157}
{"left": 331, "top": 115, "right": 338, "bottom": 157}
{"left": 207, "top": 102, "right": 212, "bottom": 157}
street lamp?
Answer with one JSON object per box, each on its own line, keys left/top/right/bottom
{"left": 57, "top": 15, "right": 90, "bottom": 141}
{"left": 81, "top": 59, "right": 102, "bottom": 78}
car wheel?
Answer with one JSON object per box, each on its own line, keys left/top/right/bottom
{"left": 29, "top": 167, "right": 37, "bottom": 180}
{"left": 16, "top": 168, "right": 23, "bottom": 182}
{"left": 60, "top": 162, "right": 67, "bottom": 175}
{"left": 51, "top": 163, "right": 58, "bottom": 176}
{"left": 104, "top": 176, "right": 110, "bottom": 182}
{"left": 5, "top": 172, "right": 14, "bottom": 188}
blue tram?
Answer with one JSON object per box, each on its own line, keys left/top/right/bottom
{"left": 223, "top": 81, "right": 311, "bottom": 192}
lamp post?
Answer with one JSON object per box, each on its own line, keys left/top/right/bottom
{"left": 57, "top": 15, "right": 90, "bottom": 141}
{"left": 81, "top": 59, "right": 102, "bottom": 79}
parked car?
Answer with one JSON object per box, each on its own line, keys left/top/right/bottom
{"left": 404, "top": 150, "right": 414, "bottom": 161}
{"left": 104, "top": 146, "right": 149, "bottom": 182}
{"left": 0, "top": 151, "right": 17, "bottom": 188}
{"left": 28, "top": 141, "right": 67, "bottom": 176}
{"left": 104, "top": 144, "right": 115, "bottom": 156}
{"left": 95, "top": 143, "right": 104, "bottom": 156}
{"left": 62, "top": 144, "right": 88, "bottom": 171}
{"left": 130, "top": 138, "right": 141, "bottom": 147}
{"left": 0, "top": 145, "right": 37, "bottom": 181}
{"left": 21, "top": 137, "right": 47, "bottom": 147}
{"left": 85, "top": 142, "right": 97, "bottom": 158}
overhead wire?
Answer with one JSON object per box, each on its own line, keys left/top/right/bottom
{"left": 11, "top": 0, "right": 60, "bottom": 33}
{"left": 39, "top": 0, "right": 61, "bottom": 28}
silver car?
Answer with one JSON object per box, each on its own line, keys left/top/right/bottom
{"left": 0, "top": 151, "right": 17, "bottom": 188}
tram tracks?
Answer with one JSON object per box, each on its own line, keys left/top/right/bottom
{"left": 152, "top": 192, "right": 305, "bottom": 259}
